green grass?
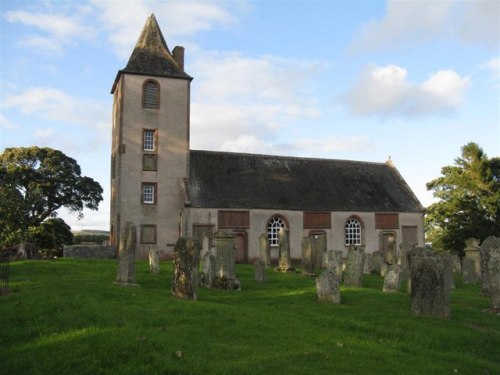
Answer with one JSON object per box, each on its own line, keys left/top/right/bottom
{"left": 1, "top": 259, "right": 499, "bottom": 375}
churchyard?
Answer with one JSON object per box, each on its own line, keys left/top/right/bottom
{"left": 1, "top": 257, "right": 499, "bottom": 375}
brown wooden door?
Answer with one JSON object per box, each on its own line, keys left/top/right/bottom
{"left": 234, "top": 231, "right": 248, "bottom": 263}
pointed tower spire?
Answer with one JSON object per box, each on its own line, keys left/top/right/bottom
{"left": 112, "top": 14, "right": 191, "bottom": 92}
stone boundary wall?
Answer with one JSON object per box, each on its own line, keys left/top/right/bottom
{"left": 63, "top": 245, "right": 116, "bottom": 259}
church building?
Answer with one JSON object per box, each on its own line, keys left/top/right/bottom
{"left": 110, "top": 14, "right": 425, "bottom": 262}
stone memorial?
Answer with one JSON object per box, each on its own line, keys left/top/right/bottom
{"left": 369, "top": 250, "right": 383, "bottom": 275}
{"left": 410, "top": 254, "right": 452, "bottom": 318}
{"left": 383, "top": 236, "right": 398, "bottom": 266}
{"left": 301, "top": 237, "right": 315, "bottom": 275}
{"left": 363, "top": 253, "right": 372, "bottom": 274}
{"left": 462, "top": 257, "right": 478, "bottom": 284}
{"left": 275, "top": 228, "right": 294, "bottom": 273}
{"left": 316, "top": 270, "right": 341, "bottom": 303}
{"left": 343, "top": 246, "right": 364, "bottom": 287}
{"left": 383, "top": 264, "right": 402, "bottom": 293}
{"left": 254, "top": 259, "right": 266, "bottom": 283}
{"left": 213, "top": 231, "right": 241, "bottom": 290}
{"left": 398, "top": 242, "right": 413, "bottom": 273}
{"left": 312, "top": 234, "right": 327, "bottom": 271}
{"left": 323, "top": 250, "right": 343, "bottom": 280}
{"left": 115, "top": 221, "right": 138, "bottom": 285}
{"left": 463, "top": 238, "right": 481, "bottom": 281}
{"left": 259, "top": 233, "right": 271, "bottom": 267}
{"left": 171, "top": 237, "right": 200, "bottom": 300}
{"left": 480, "top": 236, "right": 500, "bottom": 308}
{"left": 148, "top": 245, "right": 160, "bottom": 274}
{"left": 200, "top": 250, "right": 216, "bottom": 288}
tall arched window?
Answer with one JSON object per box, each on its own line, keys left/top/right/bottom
{"left": 345, "top": 217, "right": 362, "bottom": 246}
{"left": 143, "top": 80, "right": 159, "bottom": 109}
{"left": 267, "top": 216, "right": 286, "bottom": 247}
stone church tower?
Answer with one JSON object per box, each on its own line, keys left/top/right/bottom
{"left": 110, "top": 14, "right": 192, "bottom": 257}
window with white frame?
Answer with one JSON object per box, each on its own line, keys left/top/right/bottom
{"left": 143, "top": 129, "right": 155, "bottom": 151}
{"left": 142, "top": 183, "right": 156, "bottom": 204}
{"left": 267, "top": 216, "right": 286, "bottom": 247}
{"left": 345, "top": 217, "right": 362, "bottom": 246}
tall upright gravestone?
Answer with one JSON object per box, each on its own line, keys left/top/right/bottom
{"left": 172, "top": 237, "right": 200, "bottom": 300}
{"left": 213, "top": 231, "right": 241, "bottom": 290}
{"left": 316, "top": 270, "right": 341, "bottom": 303}
{"left": 200, "top": 250, "right": 216, "bottom": 288}
{"left": 462, "top": 238, "right": 481, "bottom": 283}
{"left": 259, "top": 233, "right": 271, "bottom": 267}
{"left": 312, "top": 234, "right": 327, "bottom": 271}
{"left": 410, "top": 253, "right": 452, "bottom": 318}
{"left": 276, "top": 228, "right": 294, "bottom": 273}
{"left": 480, "top": 236, "right": 500, "bottom": 308}
{"left": 148, "top": 245, "right": 160, "bottom": 274}
{"left": 343, "top": 246, "right": 365, "bottom": 287}
{"left": 301, "top": 237, "right": 315, "bottom": 275}
{"left": 115, "top": 221, "right": 138, "bottom": 285}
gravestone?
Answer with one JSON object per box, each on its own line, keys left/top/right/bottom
{"left": 259, "top": 233, "right": 271, "bottom": 267}
{"left": 462, "top": 257, "right": 478, "bottom": 284}
{"left": 275, "top": 228, "right": 294, "bottom": 273}
{"left": 343, "top": 246, "right": 364, "bottom": 287}
{"left": 254, "top": 259, "right": 266, "bottom": 283}
{"left": 406, "top": 246, "right": 433, "bottom": 293}
{"left": 201, "top": 234, "right": 210, "bottom": 260}
{"left": 383, "top": 264, "right": 402, "bottom": 292}
{"left": 148, "top": 245, "right": 160, "bottom": 274}
{"left": 363, "top": 253, "right": 372, "bottom": 274}
{"left": 171, "top": 237, "right": 200, "bottom": 300}
{"left": 312, "top": 234, "right": 327, "bottom": 271}
{"left": 480, "top": 236, "right": 500, "bottom": 307}
{"left": 451, "top": 255, "right": 462, "bottom": 274}
{"left": 200, "top": 251, "right": 216, "bottom": 288}
{"left": 316, "top": 270, "right": 341, "bottom": 303}
{"left": 380, "top": 263, "right": 388, "bottom": 278}
{"left": 410, "top": 254, "right": 452, "bottom": 318}
{"left": 323, "top": 250, "right": 343, "bottom": 280}
{"left": 301, "top": 237, "right": 315, "bottom": 275}
{"left": 115, "top": 221, "right": 138, "bottom": 285}
{"left": 463, "top": 238, "right": 481, "bottom": 280}
{"left": 369, "top": 251, "right": 383, "bottom": 275}
{"left": 398, "top": 243, "right": 413, "bottom": 273}
{"left": 383, "top": 237, "right": 398, "bottom": 266}
{"left": 213, "top": 231, "right": 241, "bottom": 290}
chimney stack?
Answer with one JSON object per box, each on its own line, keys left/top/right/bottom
{"left": 173, "top": 46, "right": 185, "bottom": 71}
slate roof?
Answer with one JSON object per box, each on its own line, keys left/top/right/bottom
{"left": 111, "top": 14, "right": 191, "bottom": 93}
{"left": 185, "top": 150, "right": 424, "bottom": 213}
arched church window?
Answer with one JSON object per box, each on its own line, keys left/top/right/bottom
{"left": 345, "top": 217, "right": 362, "bottom": 246}
{"left": 267, "top": 216, "right": 286, "bottom": 247}
{"left": 143, "top": 80, "right": 159, "bottom": 108}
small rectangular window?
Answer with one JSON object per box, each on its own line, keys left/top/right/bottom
{"left": 143, "top": 129, "right": 155, "bottom": 151}
{"left": 143, "top": 154, "right": 157, "bottom": 171}
{"left": 142, "top": 183, "right": 156, "bottom": 204}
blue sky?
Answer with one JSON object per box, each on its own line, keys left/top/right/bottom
{"left": 1, "top": 0, "right": 499, "bottom": 231}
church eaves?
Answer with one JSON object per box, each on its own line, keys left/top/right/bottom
{"left": 111, "top": 14, "right": 191, "bottom": 93}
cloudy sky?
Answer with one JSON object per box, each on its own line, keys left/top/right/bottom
{"left": 1, "top": 0, "right": 499, "bottom": 231}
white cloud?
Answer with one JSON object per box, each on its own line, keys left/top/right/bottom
{"left": 351, "top": 0, "right": 500, "bottom": 51}
{"left": 482, "top": 57, "right": 500, "bottom": 81}
{"left": 34, "top": 127, "right": 54, "bottom": 140}
{"left": 190, "top": 52, "right": 323, "bottom": 151}
{"left": 343, "top": 64, "right": 469, "bottom": 117}
{"left": 91, "top": 0, "right": 243, "bottom": 58}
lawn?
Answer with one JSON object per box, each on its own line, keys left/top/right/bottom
{"left": 1, "top": 259, "right": 499, "bottom": 375}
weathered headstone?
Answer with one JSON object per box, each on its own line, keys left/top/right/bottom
{"left": 213, "top": 231, "right": 241, "bottom": 290}
{"left": 275, "top": 228, "right": 294, "bottom": 273}
{"left": 312, "top": 234, "right": 327, "bottom": 271}
{"left": 259, "top": 233, "right": 271, "bottom": 267}
{"left": 316, "top": 270, "right": 341, "bottom": 303}
{"left": 363, "top": 253, "right": 372, "bottom": 274}
{"left": 451, "top": 255, "right": 462, "bottom": 274}
{"left": 383, "top": 264, "right": 402, "bottom": 292}
{"left": 148, "top": 245, "right": 160, "bottom": 274}
{"left": 302, "top": 237, "right": 315, "bottom": 275}
{"left": 463, "top": 238, "right": 481, "bottom": 281}
{"left": 171, "top": 237, "right": 200, "bottom": 300}
{"left": 383, "top": 236, "right": 398, "bottom": 265}
{"left": 323, "top": 250, "right": 343, "bottom": 280}
{"left": 369, "top": 251, "right": 383, "bottom": 275}
{"left": 254, "top": 259, "right": 266, "bottom": 283}
{"left": 480, "top": 236, "right": 500, "bottom": 307}
{"left": 410, "top": 255, "right": 452, "bottom": 318}
{"left": 200, "top": 251, "right": 216, "bottom": 288}
{"left": 343, "top": 246, "right": 364, "bottom": 287}
{"left": 406, "top": 246, "right": 433, "bottom": 293}
{"left": 398, "top": 242, "right": 413, "bottom": 273}
{"left": 115, "top": 221, "right": 138, "bottom": 285}
{"left": 380, "top": 263, "right": 388, "bottom": 278}
{"left": 462, "top": 257, "right": 478, "bottom": 284}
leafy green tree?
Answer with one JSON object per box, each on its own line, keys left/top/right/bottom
{"left": 425, "top": 142, "right": 500, "bottom": 256}
{"left": 26, "top": 218, "right": 73, "bottom": 257}
{"left": 0, "top": 147, "right": 103, "bottom": 253}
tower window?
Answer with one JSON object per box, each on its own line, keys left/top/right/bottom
{"left": 143, "top": 129, "right": 156, "bottom": 151}
{"left": 345, "top": 217, "right": 362, "bottom": 246}
{"left": 143, "top": 80, "right": 159, "bottom": 109}
{"left": 142, "top": 182, "right": 157, "bottom": 204}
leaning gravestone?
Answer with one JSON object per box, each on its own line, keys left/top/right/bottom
{"left": 383, "top": 264, "right": 402, "bottom": 293}
{"left": 301, "top": 237, "right": 315, "bottom": 275}
{"left": 213, "top": 231, "right": 241, "bottom": 290}
{"left": 200, "top": 250, "right": 216, "bottom": 288}
{"left": 259, "top": 233, "right": 271, "bottom": 267}
{"left": 254, "top": 260, "right": 266, "bottom": 283}
{"left": 172, "top": 237, "right": 200, "bottom": 300}
{"left": 410, "top": 254, "right": 452, "bottom": 318}
{"left": 316, "top": 270, "right": 341, "bottom": 303}
{"left": 115, "top": 221, "right": 138, "bottom": 286}
{"left": 276, "top": 228, "right": 294, "bottom": 273}
{"left": 148, "top": 245, "right": 160, "bottom": 274}
{"left": 480, "top": 236, "right": 500, "bottom": 308}
{"left": 343, "top": 246, "right": 364, "bottom": 287}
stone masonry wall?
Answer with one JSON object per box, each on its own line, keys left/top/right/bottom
{"left": 63, "top": 245, "right": 116, "bottom": 259}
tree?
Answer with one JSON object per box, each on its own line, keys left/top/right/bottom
{"left": 425, "top": 142, "right": 500, "bottom": 256}
{"left": 26, "top": 218, "right": 74, "bottom": 257}
{"left": 0, "top": 147, "right": 103, "bottom": 252}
